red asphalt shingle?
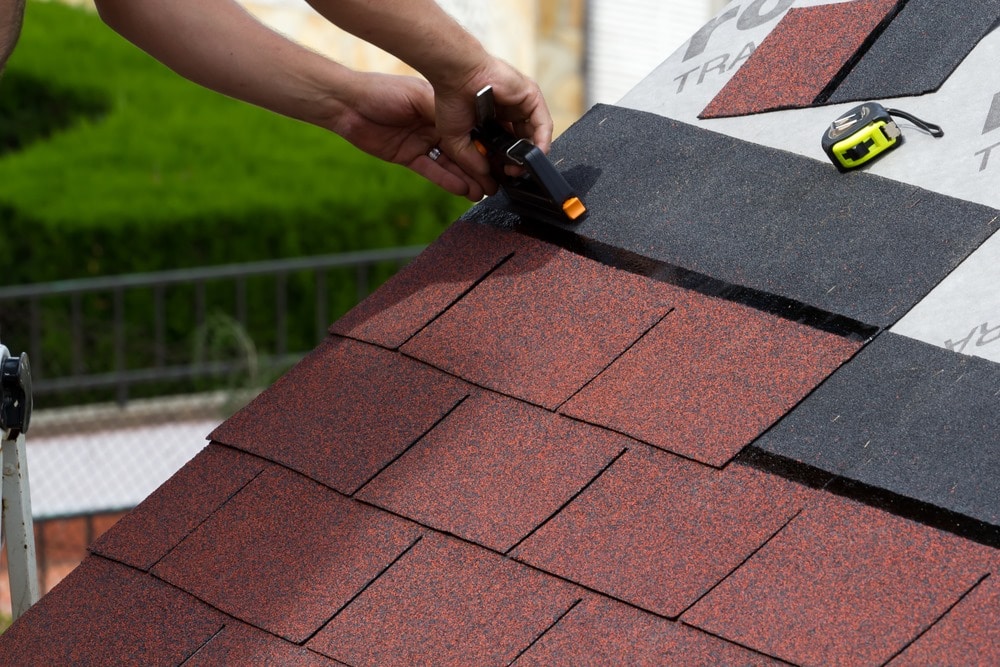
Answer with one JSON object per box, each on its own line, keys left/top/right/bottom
{"left": 700, "top": 0, "right": 901, "bottom": 118}
{"left": 210, "top": 336, "right": 470, "bottom": 494}
{"left": 0, "top": 556, "right": 224, "bottom": 666}
{"left": 511, "top": 447, "right": 811, "bottom": 618}
{"left": 184, "top": 622, "right": 339, "bottom": 666}
{"left": 682, "top": 495, "right": 995, "bottom": 666}
{"left": 330, "top": 220, "right": 519, "bottom": 349}
{"left": 358, "top": 391, "right": 628, "bottom": 552}
{"left": 889, "top": 569, "right": 1000, "bottom": 666}
{"left": 9, "top": 218, "right": 996, "bottom": 663}
{"left": 5, "top": 7, "right": 1000, "bottom": 661}
{"left": 401, "top": 235, "right": 674, "bottom": 410}
{"left": 152, "top": 465, "right": 423, "bottom": 643}
{"left": 90, "top": 444, "right": 265, "bottom": 571}
{"left": 308, "top": 533, "right": 581, "bottom": 666}
{"left": 562, "top": 291, "right": 861, "bottom": 466}
{"left": 515, "top": 595, "right": 784, "bottom": 666}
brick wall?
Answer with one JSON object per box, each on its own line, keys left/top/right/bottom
{"left": 0, "top": 512, "right": 127, "bottom": 618}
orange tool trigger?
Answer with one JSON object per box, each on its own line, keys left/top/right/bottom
{"left": 562, "top": 197, "right": 587, "bottom": 221}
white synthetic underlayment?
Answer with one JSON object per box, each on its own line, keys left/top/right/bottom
{"left": 618, "top": 0, "right": 1000, "bottom": 363}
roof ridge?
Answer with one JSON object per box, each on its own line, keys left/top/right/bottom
{"left": 479, "top": 217, "right": 881, "bottom": 342}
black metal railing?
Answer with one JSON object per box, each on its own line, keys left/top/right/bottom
{"left": 0, "top": 246, "right": 424, "bottom": 405}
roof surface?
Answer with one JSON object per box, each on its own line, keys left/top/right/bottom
{"left": 3, "top": 1, "right": 999, "bottom": 664}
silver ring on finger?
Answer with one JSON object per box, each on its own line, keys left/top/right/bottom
{"left": 427, "top": 146, "right": 442, "bottom": 161}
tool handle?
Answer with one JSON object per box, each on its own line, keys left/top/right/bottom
{"left": 471, "top": 86, "right": 587, "bottom": 222}
{"left": 508, "top": 142, "right": 585, "bottom": 220}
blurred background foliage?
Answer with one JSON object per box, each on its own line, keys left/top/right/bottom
{"left": 0, "top": 0, "right": 470, "bottom": 285}
{"left": 0, "top": 0, "right": 471, "bottom": 405}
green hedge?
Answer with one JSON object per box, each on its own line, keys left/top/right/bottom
{"left": 0, "top": 1, "right": 469, "bottom": 404}
{"left": 0, "top": 0, "right": 468, "bottom": 284}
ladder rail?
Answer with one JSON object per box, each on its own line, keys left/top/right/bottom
{"left": 1, "top": 340, "right": 39, "bottom": 622}
{"left": 2, "top": 430, "right": 39, "bottom": 621}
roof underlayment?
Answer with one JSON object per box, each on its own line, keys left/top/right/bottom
{"left": 2, "top": 1, "right": 999, "bottom": 664}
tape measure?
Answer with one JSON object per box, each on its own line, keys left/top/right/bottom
{"left": 822, "top": 102, "right": 943, "bottom": 172}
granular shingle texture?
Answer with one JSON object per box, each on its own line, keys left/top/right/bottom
{"left": 516, "top": 596, "right": 784, "bottom": 666}
{"left": 752, "top": 332, "right": 1000, "bottom": 535}
{"left": 330, "top": 220, "right": 519, "bottom": 349}
{"left": 184, "top": 623, "right": 339, "bottom": 666}
{"left": 701, "top": 0, "right": 901, "bottom": 118}
{"left": 890, "top": 572, "right": 1000, "bottom": 666}
{"left": 4, "top": 3, "right": 1000, "bottom": 662}
{"left": 512, "top": 448, "right": 811, "bottom": 618}
{"left": 90, "top": 444, "right": 265, "bottom": 571}
{"left": 0, "top": 556, "right": 225, "bottom": 666}
{"left": 402, "top": 233, "right": 674, "bottom": 409}
{"left": 358, "top": 391, "right": 628, "bottom": 552}
{"left": 466, "top": 105, "right": 1000, "bottom": 328}
{"left": 152, "top": 464, "right": 423, "bottom": 643}
{"left": 307, "top": 534, "right": 580, "bottom": 666}
{"left": 210, "top": 336, "right": 470, "bottom": 494}
{"left": 829, "top": 0, "right": 1000, "bottom": 103}
{"left": 4, "top": 212, "right": 999, "bottom": 663}
{"left": 562, "top": 290, "right": 861, "bottom": 466}
{"left": 683, "top": 496, "right": 995, "bottom": 666}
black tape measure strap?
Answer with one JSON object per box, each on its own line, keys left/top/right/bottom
{"left": 885, "top": 108, "right": 944, "bottom": 137}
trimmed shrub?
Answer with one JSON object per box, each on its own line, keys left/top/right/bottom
{"left": 0, "top": 1, "right": 468, "bottom": 283}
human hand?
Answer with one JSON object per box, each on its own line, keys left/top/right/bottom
{"left": 292, "top": 2, "right": 552, "bottom": 199}
{"left": 431, "top": 55, "right": 553, "bottom": 197}
{"left": 324, "top": 71, "right": 488, "bottom": 201}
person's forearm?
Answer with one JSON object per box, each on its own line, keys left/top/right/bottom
{"left": 306, "top": 0, "right": 551, "bottom": 182}
{"left": 91, "top": 0, "right": 546, "bottom": 199}
{"left": 304, "top": 0, "right": 488, "bottom": 89}
{"left": 93, "top": 0, "right": 348, "bottom": 127}
{"left": 0, "top": 0, "right": 25, "bottom": 72}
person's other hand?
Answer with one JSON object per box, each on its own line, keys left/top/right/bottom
{"left": 432, "top": 55, "right": 553, "bottom": 198}
{"left": 325, "top": 71, "right": 486, "bottom": 201}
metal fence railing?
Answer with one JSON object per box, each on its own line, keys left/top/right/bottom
{"left": 0, "top": 245, "right": 424, "bottom": 406}
{"left": 0, "top": 246, "right": 426, "bottom": 614}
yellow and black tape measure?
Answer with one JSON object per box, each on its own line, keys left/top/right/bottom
{"left": 822, "top": 102, "right": 943, "bottom": 172}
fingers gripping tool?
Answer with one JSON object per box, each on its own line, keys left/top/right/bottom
{"left": 471, "top": 86, "right": 587, "bottom": 223}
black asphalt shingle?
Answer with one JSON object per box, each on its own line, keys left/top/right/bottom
{"left": 751, "top": 332, "right": 1000, "bottom": 544}
{"left": 828, "top": 0, "right": 1000, "bottom": 103}
{"left": 467, "top": 104, "right": 1000, "bottom": 329}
